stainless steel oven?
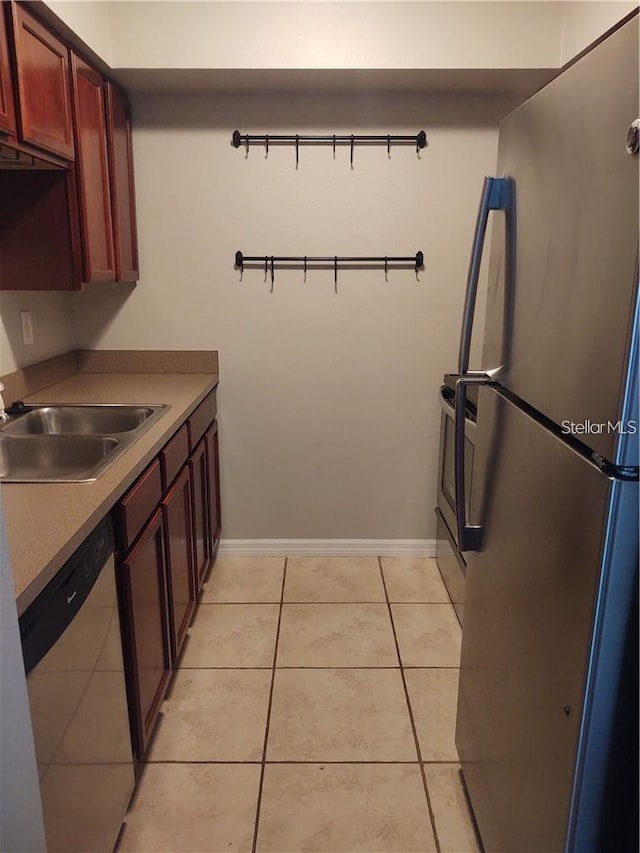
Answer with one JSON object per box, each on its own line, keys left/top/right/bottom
{"left": 435, "top": 377, "right": 477, "bottom": 625}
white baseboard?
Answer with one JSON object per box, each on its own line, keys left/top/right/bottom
{"left": 217, "top": 539, "right": 437, "bottom": 557}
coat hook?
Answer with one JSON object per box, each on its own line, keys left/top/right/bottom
{"left": 384, "top": 256, "right": 388, "bottom": 282}
{"left": 415, "top": 250, "right": 424, "bottom": 281}
{"left": 334, "top": 256, "right": 338, "bottom": 292}
{"left": 333, "top": 134, "right": 336, "bottom": 159}
{"left": 245, "top": 134, "right": 250, "bottom": 159}
{"left": 264, "top": 256, "right": 268, "bottom": 282}
{"left": 387, "top": 135, "right": 391, "bottom": 159}
{"left": 304, "top": 256, "right": 307, "bottom": 282}
{"left": 235, "top": 250, "right": 244, "bottom": 281}
{"left": 270, "top": 256, "right": 275, "bottom": 291}
{"left": 265, "top": 134, "right": 269, "bottom": 158}
{"left": 295, "top": 134, "right": 299, "bottom": 168}
{"left": 350, "top": 135, "right": 354, "bottom": 169}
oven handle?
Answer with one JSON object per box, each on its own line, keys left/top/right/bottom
{"left": 458, "top": 176, "right": 514, "bottom": 375}
{"left": 454, "top": 374, "right": 494, "bottom": 551}
{"left": 439, "top": 387, "right": 477, "bottom": 437}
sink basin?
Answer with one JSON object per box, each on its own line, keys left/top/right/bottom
{"left": 1, "top": 405, "right": 162, "bottom": 436}
{"left": 0, "top": 436, "right": 120, "bottom": 483}
{"left": 0, "top": 403, "right": 169, "bottom": 482}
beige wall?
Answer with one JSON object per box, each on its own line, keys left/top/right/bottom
{"left": 9, "top": 2, "right": 635, "bottom": 538}
{"left": 71, "top": 91, "right": 508, "bottom": 539}
{"left": 45, "top": 0, "right": 114, "bottom": 64}
{"left": 107, "top": 1, "right": 561, "bottom": 70}
{"left": 43, "top": 1, "right": 638, "bottom": 73}
{"left": 560, "top": 1, "right": 637, "bottom": 64}
{"left": 0, "top": 292, "right": 75, "bottom": 374}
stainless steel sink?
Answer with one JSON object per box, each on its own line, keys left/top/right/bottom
{"left": 0, "top": 404, "right": 168, "bottom": 483}
{"left": 0, "top": 435, "right": 121, "bottom": 482}
{"left": 1, "top": 405, "right": 161, "bottom": 436}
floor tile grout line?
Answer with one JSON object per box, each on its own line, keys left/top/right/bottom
{"left": 378, "top": 557, "right": 442, "bottom": 853}
{"left": 196, "top": 600, "right": 453, "bottom": 605}
{"left": 142, "top": 759, "right": 458, "bottom": 765}
{"left": 251, "top": 558, "right": 287, "bottom": 853}
{"left": 178, "top": 664, "right": 459, "bottom": 670}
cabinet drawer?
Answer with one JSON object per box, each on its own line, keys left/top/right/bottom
{"left": 187, "top": 389, "right": 217, "bottom": 451}
{"left": 118, "top": 459, "right": 162, "bottom": 550}
{"left": 160, "top": 424, "right": 189, "bottom": 491}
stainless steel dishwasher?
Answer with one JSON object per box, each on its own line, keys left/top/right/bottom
{"left": 19, "top": 516, "right": 135, "bottom": 853}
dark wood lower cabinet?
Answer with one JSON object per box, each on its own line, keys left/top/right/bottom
{"left": 161, "top": 466, "right": 196, "bottom": 661}
{"left": 118, "top": 509, "right": 172, "bottom": 759}
{"left": 205, "top": 421, "right": 222, "bottom": 557}
{"left": 115, "top": 391, "right": 221, "bottom": 763}
{"left": 189, "top": 438, "right": 209, "bottom": 592}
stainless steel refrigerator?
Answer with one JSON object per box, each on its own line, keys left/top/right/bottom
{"left": 453, "top": 13, "right": 639, "bottom": 853}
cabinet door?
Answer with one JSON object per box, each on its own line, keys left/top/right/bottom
{"left": 205, "top": 421, "right": 222, "bottom": 558}
{"left": 10, "top": 3, "right": 74, "bottom": 158}
{"left": 71, "top": 53, "right": 115, "bottom": 283}
{"left": 161, "top": 466, "right": 196, "bottom": 661}
{"left": 189, "top": 439, "right": 209, "bottom": 592}
{"left": 0, "top": 4, "right": 16, "bottom": 136}
{"left": 119, "top": 509, "right": 172, "bottom": 759}
{"left": 105, "top": 82, "right": 139, "bottom": 282}
{"left": 0, "top": 170, "right": 77, "bottom": 291}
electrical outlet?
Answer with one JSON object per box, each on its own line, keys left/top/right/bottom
{"left": 20, "top": 311, "right": 34, "bottom": 346}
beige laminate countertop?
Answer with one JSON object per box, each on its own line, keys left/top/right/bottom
{"left": 3, "top": 371, "right": 218, "bottom": 615}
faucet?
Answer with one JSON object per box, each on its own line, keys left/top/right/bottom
{"left": 0, "top": 383, "right": 7, "bottom": 421}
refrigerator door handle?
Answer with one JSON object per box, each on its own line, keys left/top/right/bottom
{"left": 458, "top": 176, "right": 514, "bottom": 375}
{"left": 455, "top": 373, "right": 495, "bottom": 551}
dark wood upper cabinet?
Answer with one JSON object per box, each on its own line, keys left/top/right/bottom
{"left": 119, "top": 509, "right": 172, "bottom": 760}
{"left": 0, "top": 169, "right": 78, "bottom": 290}
{"left": 1, "top": 6, "right": 140, "bottom": 289}
{"left": 0, "top": 5, "right": 16, "bottom": 136}
{"left": 10, "top": 2, "right": 74, "bottom": 159}
{"left": 162, "top": 467, "right": 196, "bottom": 661}
{"left": 105, "top": 82, "right": 139, "bottom": 282}
{"left": 71, "top": 53, "right": 115, "bottom": 283}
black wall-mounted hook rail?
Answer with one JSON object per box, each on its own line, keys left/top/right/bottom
{"left": 235, "top": 250, "right": 424, "bottom": 288}
{"left": 232, "top": 130, "right": 428, "bottom": 163}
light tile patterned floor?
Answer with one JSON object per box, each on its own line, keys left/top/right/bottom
{"left": 120, "top": 556, "right": 482, "bottom": 853}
